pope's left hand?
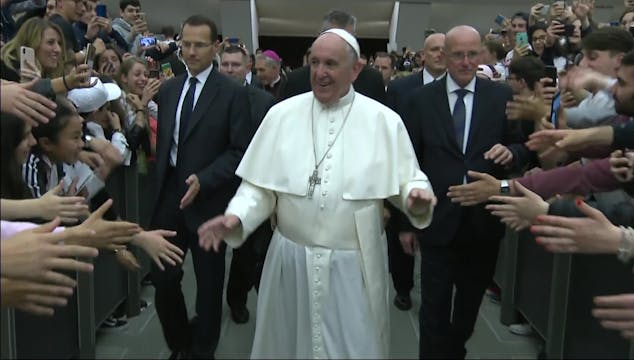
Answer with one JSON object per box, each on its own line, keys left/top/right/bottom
{"left": 407, "top": 188, "right": 436, "bottom": 214}
{"left": 484, "top": 143, "right": 514, "bottom": 165}
{"left": 180, "top": 174, "right": 200, "bottom": 209}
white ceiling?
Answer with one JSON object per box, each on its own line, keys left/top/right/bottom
{"left": 102, "top": 0, "right": 625, "bottom": 38}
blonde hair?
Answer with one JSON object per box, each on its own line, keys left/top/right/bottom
{"left": 1, "top": 17, "right": 67, "bottom": 79}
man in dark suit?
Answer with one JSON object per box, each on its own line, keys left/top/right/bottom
{"left": 385, "top": 32, "right": 446, "bottom": 312}
{"left": 218, "top": 44, "right": 275, "bottom": 324}
{"left": 280, "top": 9, "right": 386, "bottom": 104}
{"left": 400, "top": 26, "right": 530, "bottom": 358}
{"left": 150, "top": 15, "right": 252, "bottom": 359}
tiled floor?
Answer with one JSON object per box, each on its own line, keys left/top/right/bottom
{"left": 95, "top": 252, "right": 542, "bottom": 359}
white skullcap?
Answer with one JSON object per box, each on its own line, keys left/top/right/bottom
{"left": 321, "top": 28, "right": 360, "bottom": 58}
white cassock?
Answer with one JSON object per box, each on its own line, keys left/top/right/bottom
{"left": 224, "top": 86, "right": 434, "bottom": 359}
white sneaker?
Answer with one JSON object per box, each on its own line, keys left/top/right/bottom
{"left": 509, "top": 323, "right": 534, "bottom": 336}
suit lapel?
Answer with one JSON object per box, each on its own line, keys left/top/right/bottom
{"left": 466, "top": 78, "right": 485, "bottom": 155}
{"left": 431, "top": 79, "right": 463, "bottom": 156}
{"left": 182, "top": 67, "right": 220, "bottom": 142}
{"left": 159, "top": 75, "right": 187, "bottom": 151}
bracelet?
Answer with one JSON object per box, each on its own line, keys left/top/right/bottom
{"left": 616, "top": 226, "right": 634, "bottom": 264}
{"left": 62, "top": 74, "right": 71, "bottom": 91}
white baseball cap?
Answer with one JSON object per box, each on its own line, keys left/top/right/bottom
{"left": 67, "top": 77, "right": 122, "bottom": 113}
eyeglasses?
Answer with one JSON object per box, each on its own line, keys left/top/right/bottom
{"left": 447, "top": 51, "right": 480, "bottom": 62}
{"left": 180, "top": 42, "right": 213, "bottom": 50}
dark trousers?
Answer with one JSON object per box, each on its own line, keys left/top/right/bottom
{"left": 386, "top": 216, "right": 415, "bottom": 296}
{"left": 418, "top": 223, "right": 500, "bottom": 359}
{"left": 226, "top": 222, "right": 272, "bottom": 308}
{"left": 150, "top": 168, "right": 225, "bottom": 357}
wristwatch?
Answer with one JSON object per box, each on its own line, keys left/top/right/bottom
{"left": 500, "top": 179, "right": 510, "bottom": 194}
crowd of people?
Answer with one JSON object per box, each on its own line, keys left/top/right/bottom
{"left": 0, "top": 0, "right": 633, "bottom": 359}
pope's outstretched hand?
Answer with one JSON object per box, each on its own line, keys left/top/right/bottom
{"left": 407, "top": 188, "right": 437, "bottom": 214}
{"left": 198, "top": 215, "right": 241, "bottom": 252}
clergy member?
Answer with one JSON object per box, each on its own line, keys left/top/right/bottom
{"left": 198, "top": 29, "right": 436, "bottom": 359}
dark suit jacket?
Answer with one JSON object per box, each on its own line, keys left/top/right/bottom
{"left": 401, "top": 76, "right": 530, "bottom": 246}
{"left": 246, "top": 84, "right": 275, "bottom": 129}
{"left": 280, "top": 64, "right": 386, "bottom": 104}
{"left": 152, "top": 68, "right": 252, "bottom": 232}
{"left": 385, "top": 71, "right": 424, "bottom": 112}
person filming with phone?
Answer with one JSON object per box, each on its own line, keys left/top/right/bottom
{"left": 112, "top": 0, "right": 148, "bottom": 55}
{"left": 1, "top": 17, "right": 93, "bottom": 93}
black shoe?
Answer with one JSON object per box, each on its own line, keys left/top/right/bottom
{"left": 394, "top": 293, "right": 412, "bottom": 311}
{"left": 230, "top": 306, "right": 249, "bottom": 324}
{"left": 168, "top": 349, "right": 190, "bottom": 360}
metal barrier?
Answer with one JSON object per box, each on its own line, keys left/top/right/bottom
{"left": 1, "top": 161, "right": 152, "bottom": 359}
{"left": 497, "top": 229, "right": 634, "bottom": 359}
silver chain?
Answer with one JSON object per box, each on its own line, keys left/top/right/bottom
{"left": 310, "top": 92, "right": 356, "bottom": 171}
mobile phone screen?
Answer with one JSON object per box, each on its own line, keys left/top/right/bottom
{"left": 515, "top": 32, "right": 528, "bottom": 47}
{"left": 544, "top": 65, "right": 557, "bottom": 86}
{"left": 84, "top": 44, "right": 96, "bottom": 69}
{"left": 494, "top": 15, "right": 505, "bottom": 26}
{"left": 95, "top": 4, "right": 107, "bottom": 18}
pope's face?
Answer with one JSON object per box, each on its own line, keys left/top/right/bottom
{"left": 309, "top": 34, "right": 362, "bottom": 105}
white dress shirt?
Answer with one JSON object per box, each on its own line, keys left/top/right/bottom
{"left": 422, "top": 68, "right": 445, "bottom": 85}
{"left": 170, "top": 64, "right": 214, "bottom": 166}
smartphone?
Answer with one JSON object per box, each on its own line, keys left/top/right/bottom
{"left": 20, "top": 46, "right": 35, "bottom": 71}
{"left": 140, "top": 36, "right": 156, "bottom": 47}
{"left": 138, "top": 12, "right": 146, "bottom": 22}
{"left": 95, "top": 3, "right": 107, "bottom": 18}
{"left": 630, "top": 27, "right": 634, "bottom": 37}
{"left": 161, "top": 62, "right": 174, "bottom": 79}
{"left": 550, "top": 92, "right": 561, "bottom": 128}
{"left": 228, "top": 37, "right": 240, "bottom": 44}
{"left": 84, "top": 43, "right": 96, "bottom": 69}
{"left": 494, "top": 14, "right": 506, "bottom": 26}
{"left": 515, "top": 32, "right": 529, "bottom": 47}
{"left": 544, "top": 65, "right": 558, "bottom": 86}
{"left": 539, "top": 4, "right": 550, "bottom": 17}
{"left": 563, "top": 24, "right": 575, "bottom": 37}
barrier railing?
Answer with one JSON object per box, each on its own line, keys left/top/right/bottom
{"left": 1, "top": 161, "right": 153, "bottom": 359}
{"left": 497, "top": 229, "right": 634, "bottom": 359}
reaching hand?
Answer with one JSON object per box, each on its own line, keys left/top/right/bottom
{"left": 593, "top": 293, "right": 634, "bottom": 339}
{"left": 72, "top": 199, "right": 142, "bottom": 250}
{"left": 486, "top": 181, "right": 549, "bottom": 231}
{"left": 609, "top": 150, "right": 634, "bottom": 183}
{"left": 134, "top": 230, "right": 184, "bottom": 271}
{"left": 198, "top": 215, "right": 241, "bottom": 252}
{"left": 0, "top": 218, "right": 98, "bottom": 287}
{"left": 407, "top": 188, "right": 436, "bottom": 214}
{"left": 39, "top": 181, "right": 89, "bottom": 223}
{"left": 1, "top": 277, "right": 74, "bottom": 316}
{"left": 529, "top": 199, "right": 621, "bottom": 254}
{"left": 447, "top": 171, "right": 500, "bottom": 206}
{"left": 0, "top": 80, "right": 57, "bottom": 126}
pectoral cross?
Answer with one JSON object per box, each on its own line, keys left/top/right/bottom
{"left": 307, "top": 168, "right": 321, "bottom": 199}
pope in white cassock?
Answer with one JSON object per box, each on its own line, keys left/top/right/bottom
{"left": 198, "top": 28, "right": 436, "bottom": 359}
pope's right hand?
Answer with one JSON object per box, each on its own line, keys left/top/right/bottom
{"left": 198, "top": 215, "right": 241, "bottom": 252}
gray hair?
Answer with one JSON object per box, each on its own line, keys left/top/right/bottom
{"left": 321, "top": 10, "right": 357, "bottom": 32}
{"left": 255, "top": 53, "right": 280, "bottom": 69}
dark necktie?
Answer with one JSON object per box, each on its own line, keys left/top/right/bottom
{"left": 452, "top": 88, "right": 469, "bottom": 151}
{"left": 179, "top": 77, "right": 198, "bottom": 142}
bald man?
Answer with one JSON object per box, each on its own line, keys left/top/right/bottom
{"left": 198, "top": 29, "right": 436, "bottom": 358}
{"left": 385, "top": 33, "right": 447, "bottom": 312}
{"left": 401, "top": 26, "right": 530, "bottom": 358}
